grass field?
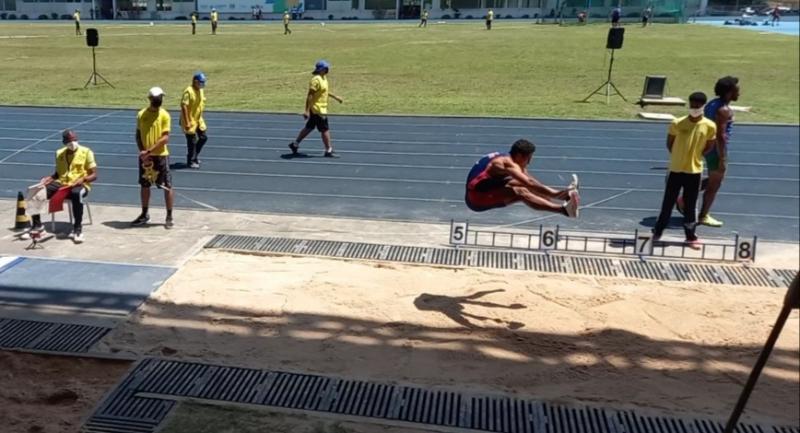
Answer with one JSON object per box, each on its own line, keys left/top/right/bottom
{"left": 0, "top": 21, "right": 798, "bottom": 122}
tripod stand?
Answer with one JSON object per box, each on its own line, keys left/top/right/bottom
{"left": 582, "top": 49, "right": 626, "bottom": 104}
{"left": 84, "top": 47, "right": 114, "bottom": 89}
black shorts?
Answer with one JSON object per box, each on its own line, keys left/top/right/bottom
{"left": 305, "top": 113, "right": 329, "bottom": 132}
{"left": 138, "top": 155, "right": 172, "bottom": 189}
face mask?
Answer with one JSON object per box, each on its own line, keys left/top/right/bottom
{"left": 65, "top": 141, "right": 78, "bottom": 151}
{"left": 689, "top": 108, "right": 704, "bottom": 118}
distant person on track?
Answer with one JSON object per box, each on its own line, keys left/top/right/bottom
{"left": 771, "top": 7, "right": 781, "bottom": 26}
{"left": 181, "top": 71, "right": 208, "bottom": 169}
{"left": 610, "top": 6, "right": 621, "bottom": 27}
{"left": 27, "top": 130, "right": 97, "bottom": 244}
{"left": 132, "top": 87, "right": 174, "bottom": 229}
{"left": 678, "top": 76, "right": 739, "bottom": 228}
{"left": 211, "top": 8, "right": 219, "bottom": 35}
{"left": 283, "top": 10, "right": 292, "bottom": 34}
{"left": 419, "top": 9, "right": 429, "bottom": 27}
{"left": 191, "top": 12, "right": 197, "bottom": 35}
{"left": 73, "top": 9, "right": 81, "bottom": 36}
{"left": 465, "top": 139, "right": 580, "bottom": 217}
{"left": 288, "top": 60, "right": 344, "bottom": 158}
{"left": 652, "top": 92, "right": 717, "bottom": 249}
{"left": 642, "top": 6, "right": 652, "bottom": 27}
{"left": 486, "top": 8, "right": 494, "bottom": 30}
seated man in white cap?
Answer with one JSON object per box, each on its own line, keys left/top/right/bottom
{"left": 29, "top": 129, "right": 97, "bottom": 243}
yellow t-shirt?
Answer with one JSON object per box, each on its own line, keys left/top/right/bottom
{"left": 211, "top": 11, "right": 218, "bottom": 22}
{"left": 309, "top": 74, "right": 329, "bottom": 115}
{"left": 137, "top": 107, "right": 171, "bottom": 157}
{"left": 74, "top": 12, "right": 80, "bottom": 22}
{"left": 283, "top": 13, "right": 290, "bottom": 24}
{"left": 487, "top": 10, "right": 494, "bottom": 20}
{"left": 192, "top": 14, "right": 197, "bottom": 24}
{"left": 55, "top": 145, "right": 96, "bottom": 190}
{"left": 180, "top": 86, "right": 206, "bottom": 133}
{"left": 668, "top": 116, "right": 717, "bottom": 174}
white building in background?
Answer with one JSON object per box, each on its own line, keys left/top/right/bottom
{"left": 1, "top": 0, "right": 702, "bottom": 21}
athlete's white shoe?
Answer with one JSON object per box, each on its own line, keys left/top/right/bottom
{"left": 568, "top": 173, "right": 579, "bottom": 191}
{"left": 564, "top": 189, "right": 580, "bottom": 218}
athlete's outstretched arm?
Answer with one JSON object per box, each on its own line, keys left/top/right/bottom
{"left": 494, "top": 159, "right": 560, "bottom": 198}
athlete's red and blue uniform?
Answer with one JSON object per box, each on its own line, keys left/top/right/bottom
{"left": 465, "top": 152, "right": 516, "bottom": 212}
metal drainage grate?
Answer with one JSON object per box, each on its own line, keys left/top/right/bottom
{"left": 0, "top": 318, "right": 110, "bottom": 353}
{"left": 205, "top": 235, "right": 798, "bottom": 289}
{"left": 83, "top": 358, "right": 798, "bottom": 433}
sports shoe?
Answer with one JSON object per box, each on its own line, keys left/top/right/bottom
{"left": 73, "top": 229, "right": 84, "bottom": 244}
{"left": 288, "top": 142, "right": 299, "bottom": 154}
{"left": 189, "top": 162, "right": 200, "bottom": 169}
{"left": 30, "top": 223, "right": 45, "bottom": 233}
{"left": 131, "top": 214, "right": 150, "bottom": 227}
{"left": 564, "top": 189, "right": 580, "bottom": 218}
{"left": 700, "top": 214, "right": 723, "bottom": 227}
{"left": 323, "top": 151, "right": 339, "bottom": 158}
{"left": 568, "top": 173, "right": 580, "bottom": 191}
{"left": 165, "top": 217, "right": 174, "bottom": 229}
{"left": 675, "top": 196, "right": 685, "bottom": 216}
{"left": 686, "top": 238, "right": 702, "bottom": 250}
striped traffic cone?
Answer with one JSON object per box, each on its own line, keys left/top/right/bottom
{"left": 15, "top": 191, "right": 30, "bottom": 230}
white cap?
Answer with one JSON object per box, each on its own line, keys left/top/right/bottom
{"left": 148, "top": 87, "right": 165, "bottom": 98}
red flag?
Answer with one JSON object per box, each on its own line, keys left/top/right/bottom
{"left": 48, "top": 187, "right": 71, "bottom": 213}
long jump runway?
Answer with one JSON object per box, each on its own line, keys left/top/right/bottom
{"left": 0, "top": 106, "right": 797, "bottom": 242}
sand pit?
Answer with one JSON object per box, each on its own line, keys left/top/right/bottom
{"left": 0, "top": 351, "right": 131, "bottom": 433}
{"left": 97, "top": 250, "right": 799, "bottom": 426}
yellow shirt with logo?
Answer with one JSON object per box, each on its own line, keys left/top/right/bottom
{"left": 137, "top": 107, "right": 171, "bottom": 157}
{"left": 309, "top": 75, "right": 329, "bottom": 115}
{"left": 74, "top": 12, "right": 80, "bottom": 22}
{"left": 180, "top": 86, "right": 206, "bottom": 133}
{"left": 283, "top": 13, "right": 290, "bottom": 24}
{"left": 55, "top": 145, "right": 96, "bottom": 190}
{"left": 211, "top": 11, "right": 218, "bottom": 22}
{"left": 487, "top": 10, "right": 494, "bottom": 20}
{"left": 668, "top": 116, "right": 717, "bottom": 174}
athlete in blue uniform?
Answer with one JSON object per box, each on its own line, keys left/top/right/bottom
{"left": 465, "top": 139, "right": 580, "bottom": 217}
{"left": 685, "top": 76, "right": 738, "bottom": 228}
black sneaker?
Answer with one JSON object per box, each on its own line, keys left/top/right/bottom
{"left": 131, "top": 214, "right": 150, "bottom": 227}
{"left": 165, "top": 217, "right": 174, "bottom": 229}
{"left": 323, "top": 151, "right": 339, "bottom": 158}
{"left": 288, "top": 142, "right": 299, "bottom": 154}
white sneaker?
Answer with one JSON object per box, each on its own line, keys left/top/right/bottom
{"left": 73, "top": 230, "right": 84, "bottom": 244}
{"left": 568, "top": 173, "right": 580, "bottom": 191}
{"left": 564, "top": 189, "right": 580, "bottom": 218}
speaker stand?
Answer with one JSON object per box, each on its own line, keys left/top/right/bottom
{"left": 84, "top": 47, "right": 114, "bottom": 89}
{"left": 582, "top": 49, "right": 626, "bottom": 104}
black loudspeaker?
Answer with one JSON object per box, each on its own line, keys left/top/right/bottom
{"left": 606, "top": 27, "right": 624, "bottom": 50}
{"left": 86, "top": 28, "right": 99, "bottom": 47}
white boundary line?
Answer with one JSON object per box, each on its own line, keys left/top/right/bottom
{"left": 2, "top": 138, "right": 797, "bottom": 158}
{"left": 2, "top": 160, "right": 798, "bottom": 183}
{"left": 0, "top": 176, "right": 797, "bottom": 220}
{"left": 0, "top": 111, "right": 121, "bottom": 164}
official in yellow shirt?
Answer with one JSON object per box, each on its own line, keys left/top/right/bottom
{"left": 486, "top": 8, "right": 493, "bottom": 30}
{"left": 211, "top": 9, "right": 219, "bottom": 35}
{"left": 73, "top": 10, "right": 81, "bottom": 35}
{"left": 29, "top": 129, "right": 97, "bottom": 243}
{"left": 652, "top": 92, "right": 717, "bottom": 247}
{"left": 191, "top": 12, "right": 197, "bottom": 34}
{"left": 283, "top": 10, "right": 292, "bottom": 34}
{"left": 133, "top": 86, "right": 175, "bottom": 228}
{"left": 419, "top": 9, "right": 428, "bottom": 27}
{"left": 288, "top": 60, "right": 344, "bottom": 158}
{"left": 181, "top": 71, "right": 208, "bottom": 169}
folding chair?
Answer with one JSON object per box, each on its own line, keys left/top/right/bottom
{"left": 50, "top": 197, "right": 93, "bottom": 233}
